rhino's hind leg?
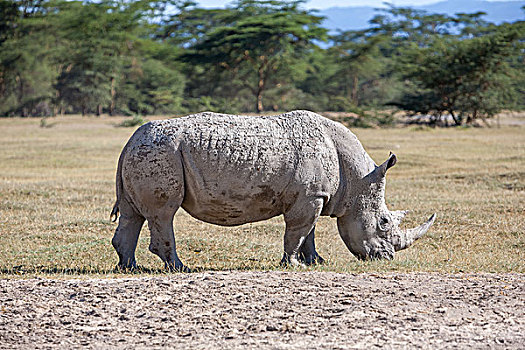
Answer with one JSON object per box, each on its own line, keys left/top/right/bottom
{"left": 298, "top": 227, "right": 325, "bottom": 265}
{"left": 112, "top": 200, "right": 145, "bottom": 270}
{"left": 125, "top": 146, "right": 189, "bottom": 272}
{"left": 281, "top": 197, "right": 324, "bottom": 267}
{"left": 143, "top": 186, "right": 188, "bottom": 272}
{"left": 147, "top": 208, "right": 189, "bottom": 272}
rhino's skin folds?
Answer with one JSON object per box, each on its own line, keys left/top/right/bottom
{"left": 111, "top": 110, "right": 435, "bottom": 271}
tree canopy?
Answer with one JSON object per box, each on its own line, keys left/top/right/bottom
{"left": 0, "top": 0, "right": 523, "bottom": 125}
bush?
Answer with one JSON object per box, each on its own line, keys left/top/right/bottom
{"left": 117, "top": 115, "right": 148, "bottom": 127}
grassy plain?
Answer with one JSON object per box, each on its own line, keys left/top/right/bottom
{"left": 0, "top": 114, "right": 523, "bottom": 277}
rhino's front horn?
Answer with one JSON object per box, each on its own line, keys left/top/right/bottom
{"left": 393, "top": 214, "right": 436, "bottom": 251}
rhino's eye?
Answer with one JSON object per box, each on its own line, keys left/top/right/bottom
{"left": 378, "top": 217, "right": 391, "bottom": 232}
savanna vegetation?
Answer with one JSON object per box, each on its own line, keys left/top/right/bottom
{"left": 0, "top": 115, "right": 522, "bottom": 277}
{"left": 0, "top": 0, "right": 523, "bottom": 277}
{"left": 1, "top": 0, "right": 524, "bottom": 125}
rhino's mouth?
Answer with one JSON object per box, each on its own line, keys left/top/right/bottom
{"left": 348, "top": 239, "right": 395, "bottom": 261}
{"left": 366, "top": 249, "right": 394, "bottom": 261}
{"left": 364, "top": 240, "right": 395, "bottom": 261}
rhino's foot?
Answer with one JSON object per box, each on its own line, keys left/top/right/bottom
{"left": 279, "top": 254, "right": 307, "bottom": 268}
{"left": 298, "top": 253, "right": 325, "bottom": 266}
{"left": 114, "top": 259, "right": 137, "bottom": 273}
{"left": 165, "top": 261, "right": 192, "bottom": 273}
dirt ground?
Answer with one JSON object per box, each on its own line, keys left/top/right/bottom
{"left": 0, "top": 271, "right": 523, "bottom": 349}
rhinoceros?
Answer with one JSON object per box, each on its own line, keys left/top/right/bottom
{"left": 110, "top": 110, "right": 435, "bottom": 271}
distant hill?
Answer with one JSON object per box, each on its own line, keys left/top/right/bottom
{"left": 318, "top": 0, "right": 525, "bottom": 32}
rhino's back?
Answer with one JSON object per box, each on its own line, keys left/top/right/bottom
{"left": 130, "top": 111, "right": 341, "bottom": 225}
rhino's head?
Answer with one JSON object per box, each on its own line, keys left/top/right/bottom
{"left": 337, "top": 153, "right": 435, "bottom": 261}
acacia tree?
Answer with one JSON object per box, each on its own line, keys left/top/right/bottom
{"left": 182, "top": 0, "right": 326, "bottom": 112}
{"left": 54, "top": 0, "right": 151, "bottom": 115}
{"left": 329, "top": 31, "right": 390, "bottom": 108}
{"left": 395, "top": 22, "right": 523, "bottom": 125}
{"left": 154, "top": 0, "right": 233, "bottom": 47}
{"left": 0, "top": 0, "right": 59, "bottom": 116}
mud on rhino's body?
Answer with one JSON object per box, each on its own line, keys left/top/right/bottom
{"left": 111, "top": 110, "right": 435, "bottom": 270}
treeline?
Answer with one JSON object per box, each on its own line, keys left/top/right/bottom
{"left": 1, "top": 0, "right": 523, "bottom": 125}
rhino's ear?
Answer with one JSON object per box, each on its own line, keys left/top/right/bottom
{"left": 366, "top": 153, "right": 397, "bottom": 183}
{"left": 377, "top": 152, "right": 397, "bottom": 177}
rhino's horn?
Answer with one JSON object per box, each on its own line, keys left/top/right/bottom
{"left": 393, "top": 214, "right": 436, "bottom": 251}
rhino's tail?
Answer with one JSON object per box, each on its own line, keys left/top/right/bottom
{"left": 110, "top": 145, "right": 126, "bottom": 222}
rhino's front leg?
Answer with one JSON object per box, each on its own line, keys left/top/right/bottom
{"left": 280, "top": 227, "right": 313, "bottom": 267}
{"left": 280, "top": 198, "right": 324, "bottom": 267}
{"left": 298, "top": 227, "right": 325, "bottom": 265}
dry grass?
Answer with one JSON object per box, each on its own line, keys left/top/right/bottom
{"left": 0, "top": 115, "right": 523, "bottom": 277}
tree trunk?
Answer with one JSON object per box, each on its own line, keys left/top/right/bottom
{"left": 256, "top": 67, "right": 265, "bottom": 113}
{"left": 449, "top": 110, "right": 460, "bottom": 126}
{"left": 352, "top": 75, "right": 359, "bottom": 105}
{"left": 18, "top": 75, "right": 25, "bottom": 117}
{"left": 53, "top": 90, "right": 60, "bottom": 117}
{"left": 96, "top": 104, "right": 102, "bottom": 117}
{"left": 110, "top": 76, "right": 116, "bottom": 116}
{"left": 467, "top": 110, "right": 475, "bottom": 125}
{"left": 256, "top": 91, "right": 263, "bottom": 113}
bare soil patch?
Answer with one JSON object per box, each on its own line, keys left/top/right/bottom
{"left": 1, "top": 272, "right": 523, "bottom": 349}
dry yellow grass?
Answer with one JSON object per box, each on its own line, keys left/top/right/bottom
{"left": 0, "top": 115, "right": 523, "bottom": 277}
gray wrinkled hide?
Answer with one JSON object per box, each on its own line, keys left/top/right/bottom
{"left": 111, "top": 110, "right": 434, "bottom": 270}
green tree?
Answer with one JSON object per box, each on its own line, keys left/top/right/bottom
{"left": 54, "top": 0, "right": 152, "bottom": 115}
{"left": 328, "top": 31, "right": 392, "bottom": 108}
{"left": 1, "top": 0, "right": 522, "bottom": 119}
{"left": 395, "top": 22, "right": 523, "bottom": 125}
{"left": 118, "top": 57, "right": 185, "bottom": 115}
{"left": 182, "top": 0, "right": 327, "bottom": 112}
{"left": 0, "top": 0, "right": 58, "bottom": 116}
{"left": 154, "top": 0, "right": 233, "bottom": 47}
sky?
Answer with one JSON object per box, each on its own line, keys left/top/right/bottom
{"left": 194, "top": 0, "right": 520, "bottom": 9}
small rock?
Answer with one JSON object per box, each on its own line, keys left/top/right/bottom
{"left": 266, "top": 325, "right": 278, "bottom": 331}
